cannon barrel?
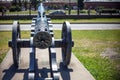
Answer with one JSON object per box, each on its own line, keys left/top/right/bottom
{"left": 33, "top": 3, "right": 52, "bottom": 49}
{"left": 8, "top": 1, "right": 74, "bottom": 79}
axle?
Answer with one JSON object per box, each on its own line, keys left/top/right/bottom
{"left": 8, "top": 39, "right": 74, "bottom": 48}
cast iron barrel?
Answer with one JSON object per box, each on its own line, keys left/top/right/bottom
{"left": 8, "top": 1, "right": 74, "bottom": 79}
{"left": 33, "top": 3, "right": 52, "bottom": 49}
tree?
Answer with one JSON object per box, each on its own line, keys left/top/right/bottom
{"left": 12, "top": 0, "right": 21, "bottom": 7}
{"left": 18, "top": 0, "right": 22, "bottom": 7}
{"left": 77, "top": 0, "right": 84, "bottom": 15}
{"left": 12, "top": 0, "right": 17, "bottom": 6}
{"left": 24, "top": 0, "right": 28, "bottom": 10}
{"left": 31, "top": 0, "right": 39, "bottom": 10}
{"left": 0, "top": 6, "right": 6, "bottom": 16}
{"left": 68, "top": 0, "right": 71, "bottom": 15}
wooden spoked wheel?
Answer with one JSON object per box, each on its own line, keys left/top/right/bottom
{"left": 12, "top": 21, "right": 21, "bottom": 68}
{"left": 62, "top": 21, "right": 72, "bottom": 67}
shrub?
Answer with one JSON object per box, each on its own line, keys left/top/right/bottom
{"left": 16, "top": 5, "right": 21, "bottom": 11}
{"left": 99, "top": 9, "right": 119, "bottom": 13}
{"left": 9, "top": 5, "right": 21, "bottom": 12}
{"left": 80, "top": 10, "right": 87, "bottom": 13}
{"left": 0, "top": 6, "right": 6, "bottom": 12}
{"left": 9, "top": 6, "right": 16, "bottom": 12}
{"left": 0, "top": 6, "right": 2, "bottom": 12}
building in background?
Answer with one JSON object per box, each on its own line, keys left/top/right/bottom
{"left": 0, "top": 0, "right": 12, "bottom": 9}
{"left": 0, "top": 0, "right": 77, "bottom": 2}
{"left": 84, "top": 0, "right": 120, "bottom": 9}
{"left": 45, "top": 0, "right": 77, "bottom": 2}
{"left": 0, "top": 0, "right": 78, "bottom": 10}
{"left": 44, "top": 0, "right": 77, "bottom": 10}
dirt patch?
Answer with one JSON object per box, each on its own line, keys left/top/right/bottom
{"left": 100, "top": 48, "right": 120, "bottom": 59}
{"left": 0, "top": 49, "right": 8, "bottom": 55}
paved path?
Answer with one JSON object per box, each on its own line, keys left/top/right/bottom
{"left": 0, "top": 48, "right": 95, "bottom": 80}
{"left": 0, "top": 24, "right": 120, "bottom": 31}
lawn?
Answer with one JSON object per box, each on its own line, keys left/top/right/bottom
{"left": 52, "top": 18, "right": 120, "bottom": 23}
{"left": 0, "top": 30, "right": 120, "bottom": 80}
{"left": 0, "top": 18, "right": 120, "bottom": 24}
{"left": 4, "top": 10, "right": 94, "bottom": 15}
{"left": 0, "top": 31, "right": 30, "bottom": 63}
{"left": 54, "top": 30, "right": 120, "bottom": 80}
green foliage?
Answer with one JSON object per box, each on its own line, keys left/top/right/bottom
{"left": 80, "top": 10, "right": 87, "bottom": 13}
{"left": 24, "top": 0, "right": 28, "bottom": 10}
{"left": 0, "top": 6, "right": 6, "bottom": 12}
{"left": 31, "top": 0, "right": 40, "bottom": 10}
{"left": 9, "top": 5, "right": 21, "bottom": 12}
{"left": 99, "top": 9, "right": 119, "bottom": 13}
{"left": 0, "top": 6, "right": 3, "bottom": 12}
{"left": 78, "top": 0, "right": 84, "bottom": 9}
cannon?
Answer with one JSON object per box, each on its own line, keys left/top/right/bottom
{"left": 8, "top": 2, "right": 74, "bottom": 80}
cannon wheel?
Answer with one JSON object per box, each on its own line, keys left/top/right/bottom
{"left": 62, "top": 21, "right": 72, "bottom": 67}
{"left": 12, "top": 21, "right": 21, "bottom": 68}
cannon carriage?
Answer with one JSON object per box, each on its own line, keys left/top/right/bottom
{"left": 8, "top": 2, "right": 74, "bottom": 80}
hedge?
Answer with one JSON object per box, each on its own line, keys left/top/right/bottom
{"left": 9, "top": 5, "right": 21, "bottom": 12}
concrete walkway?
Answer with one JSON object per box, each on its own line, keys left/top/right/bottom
{"left": 0, "top": 48, "right": 95, "bottom": 80}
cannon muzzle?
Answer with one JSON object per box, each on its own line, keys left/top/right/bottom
{"left": 33, "top": 31, "right": 52, "bottom": 49}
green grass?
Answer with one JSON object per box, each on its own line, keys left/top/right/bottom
{"left": 0, "top": 30, "right": 120, "bottom": 80}
{"left": 5, "top": 10, "right": 38, "bottom": 15}
{"left": 0, "top": 31, "right": 11, "bottom": 63}
{"left": 71, "top": 30, "right": 120, "bottom": 80}
{"left": 54, "top": 30, "right": 120, "bottom": 80}
{"left": 0, "top": 31, "right": 30, "bottom": 63}
{"left": 0, "top": 20, "right": 32, "bottom": 24}
{"left": 52, "top": 18, "right": 120, "bottom": 23}
{"left": 0, "top": 18, "right": 120, "bottom": 24}
{"left": 4, "top": 10, "right": 94, "bottom": 15}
